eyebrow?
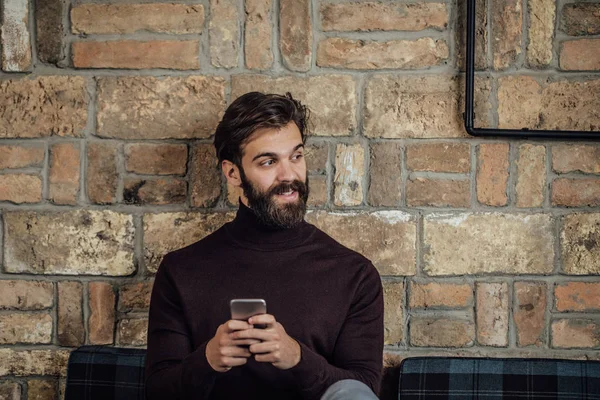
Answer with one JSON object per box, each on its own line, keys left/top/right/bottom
{"left": 252, "top": 143, "right": 304, "bottom": 162}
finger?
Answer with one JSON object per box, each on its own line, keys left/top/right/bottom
{"left": 221, "top": 356, "right": 248, "bottom": 367}
{"left": 223, "top": 319, "right": 253, "bottom": 332}
{"left": 230, "top": 338, "right": 261, "bottom": 346}
{"left": 231, "top": 328, "right": 279, "bottom": 342}
{"left": 220, "top": 346, "right": 252, "bottom": 358}
{"left": 254, "top": 352, "right": 281, "bottom": 363}
{"left": 249, "top": 341, "right": 280, "bottom": 354}
{"left": 248, "top": 314, "right": 276, "bottom": 327}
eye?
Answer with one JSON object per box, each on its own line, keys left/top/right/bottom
{"left": 261, "top": 159, "right": 275, "bottom": 167}
{"left": 292, "top": 153, "right": 304, "bottom": 161}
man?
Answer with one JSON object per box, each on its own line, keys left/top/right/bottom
{"left": 145, "top": 92, "right": 384, "bottom": 400}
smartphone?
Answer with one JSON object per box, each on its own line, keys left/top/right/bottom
{"left": 230, "top": 299, "right": 267, "bottom": 328}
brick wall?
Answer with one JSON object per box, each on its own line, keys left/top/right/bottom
{"left": 0, "top": 0, "right": 599, "bottom": 398}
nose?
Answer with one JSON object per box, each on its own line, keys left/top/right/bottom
{"left": 276, "top": 160, "right": 296, "bottom": 182}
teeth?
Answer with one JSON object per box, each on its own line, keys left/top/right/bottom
{"left": 281, "top": 191, "right": 294, "bottom": 195}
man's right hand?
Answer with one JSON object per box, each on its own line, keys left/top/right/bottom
{"left": 205, "top": 320, "right": 260, "bottom": 372}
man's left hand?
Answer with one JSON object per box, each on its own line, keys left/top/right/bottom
{"left": 230, "top": 314, "right": 301, "bottom": 370}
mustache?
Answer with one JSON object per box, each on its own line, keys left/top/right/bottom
{"left": 268, "top": 180, "right": 307, "bottom": 196}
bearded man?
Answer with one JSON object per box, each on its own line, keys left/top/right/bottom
{"left": 145, "top": 92, "right": 384, "bottom": 400}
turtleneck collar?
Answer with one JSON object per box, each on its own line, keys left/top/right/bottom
{"left": 225, "top": 200, "right": 315, "bottom": 251}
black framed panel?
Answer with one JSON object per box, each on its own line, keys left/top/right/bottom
{"left": 464, "top": 0, "right": 600, "bottom": 140}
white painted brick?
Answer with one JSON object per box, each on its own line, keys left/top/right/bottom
{"left": 1, "top": 0, "right": 32, "bottom": 71}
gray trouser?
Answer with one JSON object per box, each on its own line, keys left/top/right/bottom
{"left": 320, "top": 379, "right": 379, "bottom": 400}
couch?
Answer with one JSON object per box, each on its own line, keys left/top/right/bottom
{"left": 65, "top": 346, "right": 600, "bottom": 399}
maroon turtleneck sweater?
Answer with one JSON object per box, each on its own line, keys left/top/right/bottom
{"left": 145, "top": 203, "right": 384, "bottom": 400}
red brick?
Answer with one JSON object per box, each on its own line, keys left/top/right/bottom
{"left": 88, "top": 282, "right": 115, "bottom": 345}
{"left": 476, "top": 282, "right": 509, "bottom": 347}
{"left": 0, "top": 145, "right": 44, "bottom": 170}
{"left": 245, "top": 0, "right": 273, "bottom": 70}
{"left": 97, "top": 76, "right": 226, "bottom": 140}
{"left": 552, "top": 145, "right": 600, "bottom": 174}
{"left": 71, "top": 4, "right": 204, "bottom": 34}
{"left": 118, "top": 282, "right": 153, "bottom": 312}
{"left": 406, "top": 143, "right": 470, "bottom": 173}
{"left": 280, "top": 0, "right": 312, "bottom": 71}
{"left": 492, "top": 0, "right": 522, "bottom": 69}
{"left": 0, "top": 349, "right": 70, "bottom": 377}
{"left": 49, "top": 143, "right": 80, "bottom": 205}
{"left": 35, "top": 0, "right": 64, "bottom": 64}
{"left": 0, "top": 281, "right": 53, "bottom": 310}
{"left": 143, "top": 212, "right": 236, "bottom": 273}
{"left": 383, "top": 281, "right": 404, "bottom": 345}
{"left": 561, "top": 3, "right": 600, "bottom": 36}
{"left": 477, "top": 143, "right": 509, "bottom": 206}
{"left": 561, "top": 214, "right": 600, "bottom": 275}
{"left": 306, "top": 211, "right": 417, "bottom": 276}
{"left": 231, "top": 74, "right": 356, "bottom": 137}
{"left": 424, "top": 213, "right": 554, "bottom": 276}
{"left": 410, "top": 282, "right": 473, "bottom": 309}
{"left": 209, "top": 0, "right": 239, "bottom": 68}
{"left": 72, "top": 40, "right": 200, "bottom": 70}
{"left": 123, "top": 178, "right": 187, "bottom": 205}
{"left": 456, "top": 0, "right": 487, "bottom": 70}
{"left": 527, "top": 0, "right": 555, "bottom": 67}
{"left": 369, "top": 142, "right": 402, "bottom": 207}
{"left": 560, "top": 39, "right": 600, "bottom": 71}
{"left": 410, "top": 318, "right": 475, "bottom": 347}
{"left": 552, "top": 178, "right": 600, "bottom": 207}
{"left": 190, "top": 144, "right": 221, "bottom": 208}
{"left": 515, "top": 144, "right": 546, "bottom": 208}
{"left": 57, "top": 281, "right": 84, "bottom": 347}
{"left": 28, "top": 379, "right": 57, "bottom": 400}
{"left": 552, "top": 319, "right": 600, "bottom": 349}
{"left": 0, "top": 77, "right": 87, "bottom": 139}
{"left": 4, "top": 211, "right": 135, "bottom": 276}
{"left": 305, "top": 143, "right": 328, "bottom": 174}
{"left": 87, "top": 143, "right": 118, "bottom": 204}
{"left": 407, "top": 178, "right": 470, "bottom": 207}
{"left": 307, "top": 175, "right": 327, "bottom": 208}
{"left": 125, "top": 144, "right": 187, "bottom": 176}
{"left": 0, "top": 382, "right": 20, "bottom": 399}
{"left": 0, "top": 174, "right": 42, "bottom": 204}
{"left": 555, "top": 282, "right": 600, "bottom": 312}
{"left": 498, "top": 77, "right": 600, "bottom": 131}
{"left": 317, "top": 38, "right": 448, "bottom": 70}
{"left": 0, "top": 313, "right": 52, "bottom": 344}
{"left": 365, "top": 75, "right": 490, "bottom": 139}
{"left": 320, "top": 3, "right": 448, "bottom": 32}
{"left": 117, "top": 319, "right": 148, "bottom": 346}
{"left": 514, "top": 282, "right": 546, "bottom": 347}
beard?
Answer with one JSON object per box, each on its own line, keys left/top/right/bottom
{"left": 239, "top": 168, "right": 309, "bottom": 229}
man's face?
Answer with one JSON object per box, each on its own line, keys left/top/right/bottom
{"left": 238, "top": 122, "right": 309, "bottom": 228}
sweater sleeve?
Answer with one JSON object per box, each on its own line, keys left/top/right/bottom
{"left": 145, "top": 255, "right": 219, "bottom": 400}
{"left": 289, "top": 262, "right": 384, "bottom": 399}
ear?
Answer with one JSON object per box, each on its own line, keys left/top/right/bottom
{"left": 221, "top": 160, "right": 242, "bottom": 187}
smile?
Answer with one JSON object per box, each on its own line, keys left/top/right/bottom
{"left": 276, "top": 190, "right": 298, "bottom": 200}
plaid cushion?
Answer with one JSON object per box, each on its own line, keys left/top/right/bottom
{"left": 399, "top": 357, "right": 600, "bottom": 400}
{"left": 65, "top": 346, "right": 146, "bottom": 400}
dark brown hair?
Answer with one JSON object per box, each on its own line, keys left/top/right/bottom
{"left": 213, "top": 92, "right": 310, "bottom": 166}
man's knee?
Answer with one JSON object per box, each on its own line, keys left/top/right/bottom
{"left": 320, "top": 379, "right": 378, "bottom": 400}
